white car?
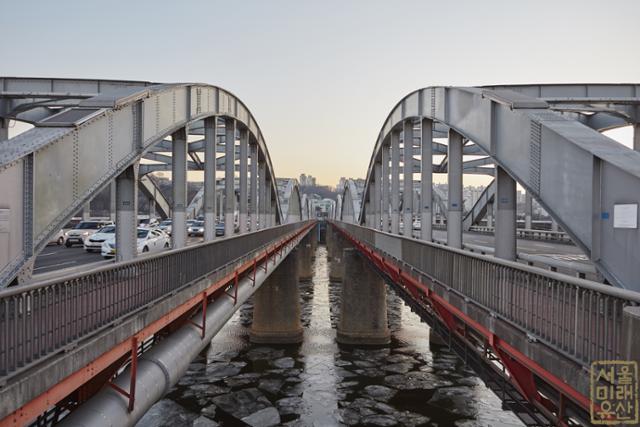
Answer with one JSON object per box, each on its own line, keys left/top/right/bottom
{"left": 187, "top": 220, "right": 205, "bottom": 236}
{"left": 48, "top": 230, "right": 65, "bottom": 246}
{"left": 84, "top": 225, "right": 116, "bottom": 252}
{"left": 65, "top": 220, "right": 113, "bottom": 247}
{"left": 101, "top": 228, "right": 170, "bottom": 259}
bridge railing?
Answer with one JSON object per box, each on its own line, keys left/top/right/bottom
{"left": 334, "top": 221, "right": 640, "bottom": 366}
{"left": 0, "top": 223, "right": 309, "bottom": 377}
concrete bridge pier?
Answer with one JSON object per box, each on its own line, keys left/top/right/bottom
{"left": 328, "top": 228, "right": 346, "bottom": 282}
{"left": 298, "top": 233, "right": 314, "bottom": 281}
{"left": 337, "top": 248, "right": 390, "bottom": 345}
{"left": 250, "top": 247, "right": 303, "bottom": 344}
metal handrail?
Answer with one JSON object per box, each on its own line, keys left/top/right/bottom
{"left": 0, "top": 223, "right": 309, "bottom": 376}
{"left": 334, "top": 221, "right": 640, "bottom": 364}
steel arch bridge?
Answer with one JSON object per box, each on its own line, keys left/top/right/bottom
{"left": 339, "top": 83, "right": 640, "bottom": 292}
{"left": 0, "top": 77, "right": 305, "bottom": 288}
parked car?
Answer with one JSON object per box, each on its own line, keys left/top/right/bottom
{"left": 215, "top": 222, "right": 225, "bottom": 237}
{"left": 101, "top": 228, "right": 170, "bottom": 259}
{"left": 65, "top": 220, "right": 113, "bottom": 247}
{"left": 159, "top": 219, "right": 172, "bottom": 235}
{"left": 139, "top": 218, "right": 159, "bottom": 228}
{"left": 48, "top": 229, "right": 66, "bottom": 246}
{"left": 83, "top": 225, "right": 116, "bottom": 252}
{"left": 188, "top": 220, "right": 205, "bottom": 237}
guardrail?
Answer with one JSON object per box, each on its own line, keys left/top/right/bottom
{"left": 334, "top": 221, "right": 640, "bottom": 366}
{"left": 0, "top": 222, "right": 311, "bottom": 377}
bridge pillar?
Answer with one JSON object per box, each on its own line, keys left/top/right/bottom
{"left": 298, "top": 233, "right": 314, "bottom": 281}
{"left": 250, "top": 247, "right": 303, "bottom": 344}
{"left": 265, "top": 180, "right": 272, "bottom": 228}
{"left": 634, "top": 123, "right": 640, "bottom": 151}
{"left": 365, "top": 201, "right": 372, "bottom": 227}
{"left": 551, "top": 220, "right": 559, "bottom": 232}
{"left": 225, "top": 119, "right": 236, "bottom": 237}
{"left": 337, "top": 248, "right": 390, "bottom": 345}
{"left": 447, "top": 130, "right": 463, "bottom": 248}
{"left": 421, "top": 118, "right": 433, "bottom": 241}
{"left": 329, "top": 227, "right": 346, "bottom": 282}
{"left": 403, "top": 120, "right": 414, "bottom": 236}
{"left": 374, "top": 162, "right": 382, "bottom": 230}
{"left": 495, "top": 166, "right": 517, "bottom": 261}
{"left": 171, "top": 127, "right": 188, "bottom": 249}
{"left": 204, "top": 116, "right": 217, "bottom": 241}
{"left": 115, "top": 163, "right": 139, "bottom": 261}
{"left": 381, "top": 141, "right": 390, "bottom": 232}
{"left": 239, "top": 128, "right": 248, "bottom": 233}
{"left": 524, "top": 191, "right": 532, "bottom": 230}
{"left": 109, "top": 181, "right": 116, "bottom": 222}
{"left": 249, "top": 142, "right": 258, "bottom": 231}
{"left": 270, "top": 190, "right": 276, "bottom": 226}
{"left": 622, "top": 306, "right": 640, "bottom": 361}
{"left": 486, "top": 200, "right": 494, "bottom": 228}
{"left": 391, "top": 130, "right": 401, "bottom": 234}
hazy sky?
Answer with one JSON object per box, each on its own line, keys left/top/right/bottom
{"left": 2, "top": 0, "right": 639, "bottom": 186}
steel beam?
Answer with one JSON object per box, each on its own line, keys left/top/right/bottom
{"left": 390, "top": 130, "right": 400, "bottom": 234}
{"left": 403, "top": 120, "right": 413, "bottom": 236}
{"left": 238, "top": 128, "right": 248, "bottom": 234}
{"left": 495, "top": 166, "right": 517, "bottom": 260}
{"left": 171, "top": 127, "right": 187, "bottom": 249}
{"left": 109, "top": 181, "right": 116, "bottom": 222}
{"left": 224, "top": 119, "right": 235, "bottom": 237}
{"left": 203, "top": 117, "right": 216, "bottom": 242}
{"left": 447, "top": 130, "right": 463, "bottom": 248}
{"left": 421, "top": 118, "right": 433, "bottom": 241}
{"left": 524, "top": 191, "right": 532, "bottom": 230}
{"left": 259, "top": 161, "right": 266, "bottom": 229}
{"left": 249, "top": 142, "right": 258, "bottom": 231}
{"left": 635, "top": 123, "right": 640, "bottom": 152}
{"left": 381, "top": 142, "right": 390, "bottom": 231}
{"left": 374, "top": 162, "right": 381, "bottom": 231}
{"left": 0, "top": 118, "right": 8, "bottom": 141}
{"left": 115, "top": 164, "right": 138, "bottom": 262}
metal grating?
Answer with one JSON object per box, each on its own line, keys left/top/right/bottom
{"left": 529, "top": 121, "right": 542, "bottom": 193}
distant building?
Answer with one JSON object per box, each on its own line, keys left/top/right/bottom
{"left": 299, "top": 173, "right": 317, "bottom": 187}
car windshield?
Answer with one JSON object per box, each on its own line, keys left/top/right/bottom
{"left": 193, "top": 221, "right": 204, "bottom": 226}
{"left": 160, "top": 221, "right": 172, "bottom": 226}
{"left": 137, "top": 230, "right": 149, "bottom": 238}
{"left": 98, "top": 226, "right": 115, "bottom": 233}
{"left": 75, "top": 222, "right": 101, "bottom": 229}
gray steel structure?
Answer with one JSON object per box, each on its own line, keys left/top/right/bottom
{"left": 0, "top": 77, "right": 302, "bottom": 288}
{"left": 349, "top": 84, "right": 640, "bottom": 291}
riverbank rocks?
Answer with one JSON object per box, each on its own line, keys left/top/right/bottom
{"left": 364, "top": 385, "right": 397, "bottom": 402}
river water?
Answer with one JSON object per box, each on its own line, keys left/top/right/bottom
{"left": 138, "top": 246, "right": 524, "bottom": 427}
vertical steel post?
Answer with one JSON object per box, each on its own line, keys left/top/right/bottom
{"left": 421, "top": 118, "right": 433, "bottom": 241}
{"left": 259, "top": 161, "right": 267, "bottom": 229}
{"left": 403, "top": 120, "right": 413, "bottom": 236}
{"left": 239, "top": 128, "right": 248, "bottom": 234}
{"left": 82, "top": 201, "right": 91, "bottom": 221}
{"left": 249, "top": 142, "right": 258, "bottom": 231}
{"left": 391, "top": 130, "right": 400, "bottom": 234}
{"left": 374, "top": 162, "right": 381, "bottom": 230}
{"left": 224, "top": 119, "right": 235, "bottom": 237}
{"left": 0, "top": 118, "right": 8, "bottom": 141}
{"left": 486, "top": 200, "right": 494, "bottom": 228}
{"left": 203, "top": 117, "right": 217, "bottom": 241}
{"left": 381, "top": 142, "right": 390, "bottom": 232}
{"left": 447, "top": 130, "right": 463, "bottom": 248}
{"left": 171, "top": 127, "right": 187, "bottom": 249}
{"left": 524, "top": 191, "right": 532, "bottom": 230}
{"left": 634, "top": 123, "right": 640, "bottom": 152}
{"left": 116, "top": 163, "right": 138, "bottom": 261}
{"left": 495, "top": 166, "right": 517, "bottom": 260}
{"left": 265, "top": 179, "right": 272, "bottom": 228}
{"left": 110, "top": 181, "right": 117, "bottom": 222}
